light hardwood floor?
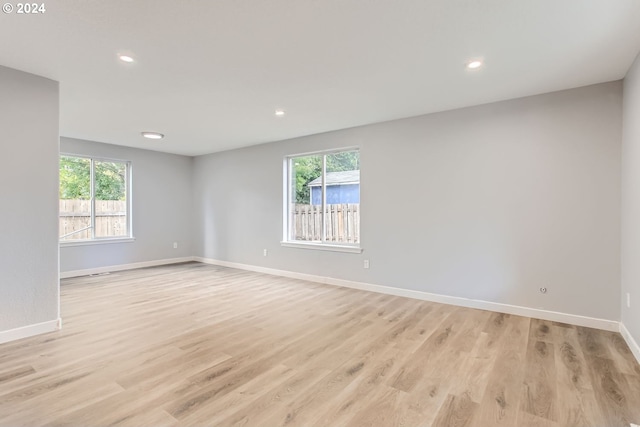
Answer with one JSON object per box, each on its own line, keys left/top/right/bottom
{"left": 1, "top": 262, "right": 639, "bottom": 426}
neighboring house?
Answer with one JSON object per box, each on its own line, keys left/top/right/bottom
{"left": 308, "top": 170, "right": 360, "bottom": 205}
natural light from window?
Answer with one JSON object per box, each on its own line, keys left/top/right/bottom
{"left": 59, "top": 155, "right": 131, "bottom": 242}
{"left": 284, "top": 148, "right": 360, "bottom": 251}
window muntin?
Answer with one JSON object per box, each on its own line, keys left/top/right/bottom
{"left": 286, "top": 149, "right": 360, "bottom": 247}
{"left": 59, "top": 155, "right": 131, "bottom": 242}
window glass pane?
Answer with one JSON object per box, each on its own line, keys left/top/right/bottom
{"left": 290, "top": 155, "right": 322, "bottom": 242}
{"left": 286, "top": 150, "right": 360, "bottom": 246}
{"left": 59, "top": 156, "right": 91, "bottom": 240}
{"left": 94, "top": 160, "right": 127, "bottom": 238}
{"left": 325, "top": 151, "right": 360, "bottom": 244}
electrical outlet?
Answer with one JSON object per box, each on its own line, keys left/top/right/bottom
{"left": 627, "top": 293, "right": 631, "bottom": 308}
{"left": 363, "top": 259, "right": 370, "bottom": 269}
{"left": 263, "top": 249, "right": 268, "bottom": 257}
{"left": 173, "top": 242, "right": 178, "bottom": 249}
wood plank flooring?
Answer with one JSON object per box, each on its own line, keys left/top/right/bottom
{"left": 0, "top": 262, "right": 639, "bottom": 426}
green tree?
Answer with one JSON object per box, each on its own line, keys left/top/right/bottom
{"left": 59, "top": 156, "right": 90, "bottom": 199}
{"left": 293, "top": 151, "right": 360, "bottom": 204}
{"left": 326, "top": 151, "right": 360, "bottom": 173}
{"left": 293, "top": 155, "right": 322, "bottom": 204}
{"left": 95, "top": 161, "right": 126, "bottom": 200}
{"left": 59, "top": 157, "right": 126, "bottom": 201}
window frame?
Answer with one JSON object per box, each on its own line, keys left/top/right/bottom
{"left": 59, "top": 153, "right": 134, "bottom": 246}
{"left": 282, "top": 147, "right": 362, "bottom": 253}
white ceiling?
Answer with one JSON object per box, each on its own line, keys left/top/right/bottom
{"left": 1, "top": 0, "right": 640, "bottom": 156}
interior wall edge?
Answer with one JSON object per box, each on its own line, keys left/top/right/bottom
{"left": 0, "top": 318, "right": 61, "bottom": 345}
{"left": 620, "top": 321, "right": 640, "bottom": 365}
{"left": 194, "top": 257, "right": 620, "bottom": 333}
{"left": 59, "top": 257, "right": 196, "bottom": 279}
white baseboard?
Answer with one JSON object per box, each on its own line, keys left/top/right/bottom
{"left": 195, "top": 257, "right": 619, "bottom": 332}
{"left": 60, "top": 257, "right": 196, "bottom": 279}
{"left": 0, "top": 318, "right": 61, "bottom": 345}
{"left": 620, "top": 322, "right": 640, "bottom": 365}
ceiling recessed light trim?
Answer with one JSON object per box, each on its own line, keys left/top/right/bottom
{"left": 118, "top": 54, "right": 134, "bottom": 63}
{"left": 275, "top": 109, "right": 286, "bottom": 116}
{"left": 466, "top": 59, "right": 483, "bottom": 69}
{"left": 141, "top": 131, "right": 164, "bottom": 140}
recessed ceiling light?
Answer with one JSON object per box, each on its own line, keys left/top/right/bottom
{"left": 467, "top": 60, "right": 483, "bottom": 69}
{"left": 275, "top": 109, "right": 285, "bottom": 116}
{"left": 141, "top": 131, "right": 164, "bottom": 140}
{"left": 119, "top": 54, "right": 134, "bottom": 63}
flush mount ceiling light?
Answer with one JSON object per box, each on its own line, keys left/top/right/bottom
{"left": 275, "top": 109, "right": 286, "bottom": 116}
{"left": 118, "top": 54, "right": 134, "bottom": 63}
{"left": 141, "top": 131, "right": 164, "bottom": 140}
{"left": 466, "top": 59, "right": 483, "bottom": 69}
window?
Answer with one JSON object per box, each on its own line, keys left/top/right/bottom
{"left": 284, "top": 148, "right": 361, "bottom": 251}
{"left": 59, "top": 155, "right": 131, "bottom": 242}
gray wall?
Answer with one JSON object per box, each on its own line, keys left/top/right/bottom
{"left": 0, "top": 66, "right": 59, "bottom": 331}
{"left": 622, "top": 52, "right": 640, "bottom": 343}
{"left": 193, "top": 82, "right": 622, "bottom": 321}
{"left": 59, "top": 138, "right": 193, "bottom": 273}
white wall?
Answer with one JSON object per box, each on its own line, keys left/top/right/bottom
{"left": 622, "top": 52, "right": 640, "bottom": 345}
{"left": 0, "top": 65, "right": 60, "bottom": 337}
{"left": 193, "top": 82, "right": 622, "bottom": 322}
{"left": 59, "top": 138, "right": 193, "bottom": 274}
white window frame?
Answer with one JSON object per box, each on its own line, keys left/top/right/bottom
{"left": 59, "top": 154, "right": 134, "bottom": 246}
{"left": 282, "top": 147, "right": 362, "bottom": 253}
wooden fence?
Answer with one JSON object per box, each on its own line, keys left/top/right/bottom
{"left": 59, "top": 199, "right": 127, "bottom": 240}
{"left": 292, "top": 204, "right": 359, "bottom": 243}
{"left": 60, "top": 200, "right": 358, "bottom": 243}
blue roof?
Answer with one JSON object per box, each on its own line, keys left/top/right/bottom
{"left": 308, "top": 170, "right": 360, "bottom": 187}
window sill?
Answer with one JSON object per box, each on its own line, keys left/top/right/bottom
{"left": 280, "top": 241, "right": 363, "bottom": 253}
{"left": 60, "top": 237, "right": 136, "bottom": 247}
